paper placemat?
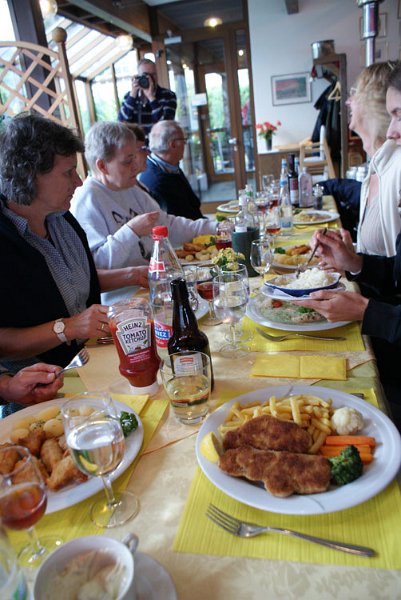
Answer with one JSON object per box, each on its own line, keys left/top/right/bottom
{"left": 173, "top": 389, "right": 401, "bottom": 569}
{"left": 251, "top": 354, "right": 347, "bottom": 380}
{"left": 245, "top": 318, "right": 365, "bottom": 353}
{"left": 9, "top": 396, "right": 169, "bottom": 545}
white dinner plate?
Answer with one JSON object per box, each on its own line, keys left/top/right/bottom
{"left": 0, "top": 398, "right": 144, "bottom": 514}
{"left": 246, "top": 297, "right": 350, "bottom": 332}
{"left": 217, "top": 201, "right": 240, "bottom": 213}
{"left": 196, "top": 385, "right": 401, "bottom": 515}
{"left": 272, "top": 245, "right": 318, "bottom": 271}
{"left": 135, "top": 552, "right": 177, "bottom": 600}
{"left": 293, "top": 210, "right": 339, "bottom": 225}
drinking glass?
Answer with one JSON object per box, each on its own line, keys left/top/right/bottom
{"left": 62, "top": 392, "right": 139, "bottom": 528}
{"left": 160, "top": 351, "right": 211, "bottom": 425}
{"left": 0, "top": 446, "right": 62, "bottom": 568}
{"left": 218, "top": 264, "right": 251, "bottom": 344}
{"left": 250, "top": 238, "right": 273, "bottom": 286}
{"left": 261, "top": 174, "right": 274, "bottom": 193}
{"left": 195, "top": 266, "right": 221, "bottom": 325}
{"left": 264, "top": 205, "right": 281, "bottom": 239}
{"left": 255, "top": 191, "right": 270, "bottom": 237}
{"left": 213, "top": 272, "right": 249, "bottom": 358}
{"left": 215, "top": 219, "right": 234, "bottom": 250}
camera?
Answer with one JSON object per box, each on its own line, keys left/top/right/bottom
{"left": 136, "top": 74, "right": 151, "bottom": 89}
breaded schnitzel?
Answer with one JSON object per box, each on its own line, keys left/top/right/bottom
{"left": 219, "top": 446, "right": 331, "bottom": 497}
{"left": 223, "top": 414, "right": 311, "bottom": 453}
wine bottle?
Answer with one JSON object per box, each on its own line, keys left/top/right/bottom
{"left": 287, "top": 153, "right": 299, "bottom": 208}
{"left": 168, "top": 278, "right": 214, "bottom": 390}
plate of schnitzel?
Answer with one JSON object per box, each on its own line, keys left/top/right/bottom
{"left": 0, "top": 398, "right": 144, "bottom": 513}
{"left": 196, "top": 386, "right": 401, "bottom": 515}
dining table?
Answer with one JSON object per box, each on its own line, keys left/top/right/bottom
{"left": 5, "top": 197, "right": 401, "bottom": 599}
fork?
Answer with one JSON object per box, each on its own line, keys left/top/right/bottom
{"left": 295, "top": 227, "right": 327, "bottom": 278}
{"left": 206, "top": 505, "right": 375, "bottom": 557}
{"left": 256, "top": 327, "right": 345, "bottom": 342}
{"left": 55, "top": 348, "right": 90, "bottom": 378}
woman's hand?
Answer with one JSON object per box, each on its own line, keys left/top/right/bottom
{"left": 313, "top": 228, "right": 362, "bottom": 273}
{"left": 128, "top": 211, "right": 159, "bottom": 237}
{"left": 65, "top": 304, "right": 110, "bottom": 339}
{"left": 297, "top": 290, "right": 369, "bottom": 322}
{"left": 0, "top": 363, "right": 64, "bottom": 405}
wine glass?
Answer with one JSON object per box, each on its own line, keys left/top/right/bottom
{"left": 218, "top": 264, "right": 251, "bottom": 344}
{"left": 250, "top": 239, "right": 273, "bottom": 288}
{"left": 261, "top": 174, "right": 274, "bottom": 193}
{"left": 213, "top": 272, "right": 249, "bottom": 358}
{"left": 195, "top": 266, "right": 221, "bottom": 325}
{"left": 0, "top": 445, "right": 62, "bottom": 568}
{"left": 255, "top": 191, "right": 270, "bottom": 237}
{"left": 215, "top": 219, "right": 234, "bottom": 250}
{"left": 62, "top": 392, "right": 139, "bottom": 528}
{"left": 264, "top": 205, "right": 281, "bottom": 240}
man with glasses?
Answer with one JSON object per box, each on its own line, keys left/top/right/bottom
{"left": 118, "top": 58, "right": 176, "bottom": 137}
{"left": 139, "top": 120, "right": 206, "bottom": 220}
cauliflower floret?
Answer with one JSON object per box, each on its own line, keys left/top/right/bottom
{"left": 331, "top": 406, "right": 364, "bottom": 435}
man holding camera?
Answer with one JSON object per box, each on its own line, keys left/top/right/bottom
{"left": 118, "top": 58, "right": 177, "bottom": 137}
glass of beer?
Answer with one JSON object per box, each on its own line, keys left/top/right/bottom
{"left": 0, "top": 446, "right": 61, "bottom": 568}
{"left": 160, "top": 351, "right": 211, "bottom": 425}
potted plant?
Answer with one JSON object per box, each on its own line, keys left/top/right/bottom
{"left": 256, "top": 120, "right": 281, "bottom": 151}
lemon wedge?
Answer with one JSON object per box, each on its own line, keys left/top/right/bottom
{"left": 200, "top": 432, "right": 222, "bottom": 463}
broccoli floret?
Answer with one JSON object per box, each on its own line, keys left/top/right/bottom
{"left": 119, "top": 411, "right": 138, "bottom": 437}
{"left": 328, "top": 445, "right": 363, "bottom": 486}
{"left": 274, "top": 247, "right": 286, "bottom": 254}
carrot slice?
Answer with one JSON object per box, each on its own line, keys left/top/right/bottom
{"left": 319, "top": 445, "right": 373, "bottom": 464}
{"left": 324, "top": 435, "right": 376, "bottom": 447}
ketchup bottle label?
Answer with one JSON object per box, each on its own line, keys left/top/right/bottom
{"left": 154, "top": 321, "right": 172, "bottom": 349}
{"left": 149, "top": 258, "right": 165, "bottom": 274}
{"left": 115, "top": 317, "right": 151, "bottom": 355}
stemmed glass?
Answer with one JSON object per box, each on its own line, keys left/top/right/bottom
{"left": 62, "top": 392, "right": 139, "bottom": 528}
{"left": 0, "top": 445, "right": 62, "bottom": 568}
{"left": 261, "top": 174, "right": 274, "bottom": 193}
{"left": 255, "top": 191, "right": 270, "bottom": 237}
{"left": 195, "top": 265, "right": 221, "bottom": 325}
{"left": 250, "top": 239, "right": 273, "bottom": 288}
{"left": 213, "top": 272, "right": 249, "bottom": 358}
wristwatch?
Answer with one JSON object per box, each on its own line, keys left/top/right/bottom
{"left": 53, "top": 318, "right": 68, "bottom": 344}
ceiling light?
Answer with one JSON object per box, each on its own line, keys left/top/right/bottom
{"left": 40, "top": 0, "right": 57, "bottom": 19}
{"left": 116, "top": 34, "right": 133, "bottom": 50}
{"left": 238, "top": 49, "right": 244, "bottom": 57}
{"left": 204, "top": 17, "right": 222, "bottom": 28}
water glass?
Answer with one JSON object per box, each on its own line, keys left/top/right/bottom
{"left": 160, "top": 351, "right": 211, "bottom": 425}
{"left": 195, "top": 265, "right": 221, "bottom": 325}
{"left": 213, "top": 272, "right": 249, "bottom": 358}
{"left": 250, "top": 238, "right": 273, "bottom": 284}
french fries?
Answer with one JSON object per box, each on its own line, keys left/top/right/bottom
{"left": 218, "top": 394, "right": 334, "bottom": 453}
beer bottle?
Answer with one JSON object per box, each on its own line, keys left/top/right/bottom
{"left": 168, "top": 278, "right": 214, "bottom": 389}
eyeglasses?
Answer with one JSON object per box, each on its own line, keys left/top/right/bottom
{"left": 140, "top": 145, "right": 150, "bottom": 152}
{"left": 173, "top": 137, "right": 189, "bottom": 143}
{"left": 349, "top": 87, "right": 357, "bottom": 97}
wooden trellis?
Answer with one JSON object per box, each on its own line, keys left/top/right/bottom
{"left": 0, "top": 27, "right": 85, "bottom": 175}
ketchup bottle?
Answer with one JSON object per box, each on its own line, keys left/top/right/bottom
{"left": 108, "top": 298, "right": 160, "bottom": 395}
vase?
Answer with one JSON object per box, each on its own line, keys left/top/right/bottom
{"left": 265, "top": 137, "right": 272, "bottom": 151}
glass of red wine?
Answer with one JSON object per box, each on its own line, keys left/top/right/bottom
{"left": 0, "top": 445, "right": 62, "bottom": 568}
{"left": 196, "top": 265, "right": 222, "bottom": 326}
{"left": 215, "top": 219, "right": 234, "bottom": 250}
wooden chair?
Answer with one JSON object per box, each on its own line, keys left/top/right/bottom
{"left": 0, "top": 28, "right": 85, "bottom": 175}
{"left": 299, "top": 133, "right": 336, "bottom": 180}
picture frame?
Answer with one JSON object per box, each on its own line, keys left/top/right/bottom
{"left": 271, "top": 72, "right": 311, "bottom": 106}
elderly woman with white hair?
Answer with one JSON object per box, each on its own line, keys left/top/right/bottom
{"left": 348, "top": 61, "right": 401, "bottom": 257}
{"left": 71, "top": 121, "right": 216, "bottom": 303}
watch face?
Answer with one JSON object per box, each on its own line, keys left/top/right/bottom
{"left": 54, "top": 321, "right": 65, "bottom": 334}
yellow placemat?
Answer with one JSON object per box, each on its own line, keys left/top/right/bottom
{"left": 251, "top": 354, "right": 347, "bottom": 380}
{"left": 245, "top": 318, "right": 365, "bottom": 353}
{"left": 9, "top": 396, "right": 169, "bottom": 545}
{"left": 174, "top": 389, "right": 401, "bottom": 569}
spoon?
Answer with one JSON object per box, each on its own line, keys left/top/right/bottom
{"left": 295, "top": 227, "right": 327, "bottom": 278}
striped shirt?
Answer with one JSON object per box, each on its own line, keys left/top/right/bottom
{"left": 118, "top": 85, "right": 177, "bottom": 136}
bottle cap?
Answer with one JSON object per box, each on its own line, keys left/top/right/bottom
{"left": 129, "top": 380, "right": 159, "bottom": 396}
{"left": 152, "top": 225, "right": 168, "bottom": 238}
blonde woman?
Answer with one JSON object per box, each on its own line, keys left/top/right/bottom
{"left": 348, "top": 61, "right": 401, "bottom": 256}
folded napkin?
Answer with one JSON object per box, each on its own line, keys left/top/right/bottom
{"left": 174, "top": 388, "right": 401, "bottom": 570}
{"left": 251, "top": 354, "right": 347, "bottom": 380}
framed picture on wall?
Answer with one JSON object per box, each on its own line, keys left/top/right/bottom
{"left": 271, "top": 72, "right": 311, "bottom": 106}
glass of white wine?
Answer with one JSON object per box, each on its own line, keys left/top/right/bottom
{"left": 250, "top": 238, "right": 273, "bottom": 288}
{"left": 213, "top": 272, "right": 249, "bottom": 358}
{"left": 62, "top": 392, "right": 139, "bottom": 528}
